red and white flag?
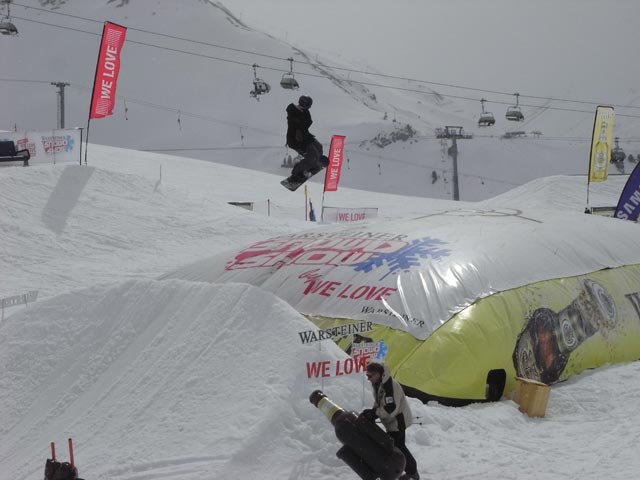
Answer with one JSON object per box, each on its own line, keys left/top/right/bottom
{"left": 323, "top": 135, "right": 346, "bottom": 192}
{"left": 89, "top": 22, "right": 127, "bottom": 119}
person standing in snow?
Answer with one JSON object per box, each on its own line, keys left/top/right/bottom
{"left": 285, "top": 95, "right": 328, "bottom": 183}
{"left": 361, "top": 361, "right": 420, "bottom": 480}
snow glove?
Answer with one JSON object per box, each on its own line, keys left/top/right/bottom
{"left": 360, "top": 408, "right": 378, "bottom": 421}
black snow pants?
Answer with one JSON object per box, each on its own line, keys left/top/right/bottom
{"left": 388, "top": 430, "right": 418, "bottom": 477}
{"left": 291, "top": 138, "right": 327, "bottom": 181}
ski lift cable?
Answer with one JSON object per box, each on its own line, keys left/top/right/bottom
{"left": 11, "top": 3, "right": 640, "bottom": 112}
{"left": 353, "top": 149, "right": 521, "bottom": 186}
{"left": 7, "top": 20, "right": 639, "bottom": 122}
{"left": 11, "top": 18, "right": 640, "bottom": 118}
{"left": 17, "top": 14, "right": 638, "bottom": 118}
{"left": 12, "top": 2, "right": 290, "bottom": 63}
{"left": 0, "top": 78, "right": 59, "bottom": 84}
{"left": 64, "top": 82, "right": 283, "bottom": 138}
{"left": 6, "top": 76, "right": 640, "bottom": 143}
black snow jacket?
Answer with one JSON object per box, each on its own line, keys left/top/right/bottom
{"left": 286, "top": 103, "right": 315, "bottom": 154}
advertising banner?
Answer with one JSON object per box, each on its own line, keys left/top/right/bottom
{"left": 614, "top": 162, "right": 640, "bottom": 221}
{"left": 322, "top": 207, "right": 378, "bottom": 223}
{"left": 588, "top": 106, "right": 615, "bottom": 182}
{"left": 323, "top": 135, "right": 346, "bottom": 192}
{"left": 0, "top": 129, "right": 82, "bottom": 164}
{"left": 89, "top": 22, "right": 127, "bottom": 119}
{"left": 309, "top": 266, "right": 640, "bottom": 401}
{"left": 1, "top": 290, "right": 38, "bottom": 309}
{"left": 404, "top": 267, "right": 640, "bottom": 400}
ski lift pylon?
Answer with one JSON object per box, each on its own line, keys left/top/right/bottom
{"left": 280, "top": 57, "right": 299, "bottom": 90}
{"left": 478, "top": 98, "right": 495, "bottom": 127}
{"left": 611, "top": 137, "right": 626, "bottom": 163}
{"left": 505, "top": 93, "right": 524, "bottom": 122}
{"left": 250, "top": 63, "right": 271, "bottom": 99}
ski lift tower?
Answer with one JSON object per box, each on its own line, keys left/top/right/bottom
{"left": 51, "top": 82, "right": 70, "bottom": 129}
{"left": 435, "top": 126, "right": 473, "bottom": 201}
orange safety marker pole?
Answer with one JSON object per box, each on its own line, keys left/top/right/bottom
{"left": 68, "top": 438, "right": 74, "bottom": 469}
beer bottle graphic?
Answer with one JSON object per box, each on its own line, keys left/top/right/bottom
{"left": 592, "top": 121, "right": 610, "bottom": 181}
{"left": 513, "top": 279, "right": 616, "bottom": 384}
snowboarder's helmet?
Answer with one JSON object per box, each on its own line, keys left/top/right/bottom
{"left": 298, "top": 95, "right": 313, "bottom": 109}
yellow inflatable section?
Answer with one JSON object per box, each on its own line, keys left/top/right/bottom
{"left": 311, "top": 265, "right": 640, "bottom": 405}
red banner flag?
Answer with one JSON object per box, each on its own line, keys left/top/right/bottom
{"left": 323, "top": 135, "right": 346, "bottom": 192}
{"left": 89, "top": 22, "right": 127, "bottom": 119}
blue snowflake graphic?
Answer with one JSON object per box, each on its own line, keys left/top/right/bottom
{"left": 375, "top": 341, "right": 388, "bottom": 360}
{"left": 65, "top": 136, "right": 75, "bottom": 152}
{"left": 353, "top": 236, "right": 450, "bottom": 280}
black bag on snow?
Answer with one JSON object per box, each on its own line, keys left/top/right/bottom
{"left": 44, "top": 459, "right": 78, "bottom": 480}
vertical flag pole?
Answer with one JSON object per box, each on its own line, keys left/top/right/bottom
{"left": 85, "top": 22, "right": 107, "bottom": 166}
{"left": 586, "top": 110, "right": 597, "bottom": 209}
{"left": 321, "top": 174, "right": 328, "bottom": 222}
{"left": 78, "top": 127, "right": 84, "bottom": 166}
{"left": 85, "top": 21, "right": 127, "bottom": 166}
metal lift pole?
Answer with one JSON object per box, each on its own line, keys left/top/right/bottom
{"left": 436, "top": 126, "right": 473, "bottom": 201}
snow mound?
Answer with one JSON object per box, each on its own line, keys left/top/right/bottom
{"left": 0, "top": 279, "right": 359, "bottom": 479}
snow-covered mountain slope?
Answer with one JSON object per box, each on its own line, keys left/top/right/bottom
{"left": 3, "top": 0, "right": 640, "bottom": 201}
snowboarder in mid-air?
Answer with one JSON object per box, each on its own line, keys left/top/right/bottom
{"left": 281, "top": 95, "right": 329, "bottom": 191}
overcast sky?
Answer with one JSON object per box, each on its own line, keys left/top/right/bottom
{"left": 222, "top": 0, "right": 640, "bottom": 109}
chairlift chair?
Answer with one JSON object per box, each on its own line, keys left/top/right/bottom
{"left": 478, "top": 99, "right": 495, "bottom": 126}
{"left": 280, "top": 73, "right": 299, "bottom": 90}
{"left": 611, "top": 148, "right": 626, "bottom": 163}
{"left": 280, "top": 58, "right": 299, "bottom": 90}
{"left": 0, "top": 0, "right": 17, "bottom": 36}
{"left": 0, "top": 18, "right": 17, "bottom": 35}
{"left": 478, "top": 112, "right": 495, "bottom": 126}
{"left": 505, "top": 93, "right": 524, "bottom": 122}
{"left": 249, "top": 64, "right": 271, "bottom": 99}
{"left": 505, "top": 106, "right": 524, "bottom": 122}
{"left": 251, "top": 79, "right": 271, "bottom": 96}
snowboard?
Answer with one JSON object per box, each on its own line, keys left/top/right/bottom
{"left": 281, "top": 164, "right": 326, "bottom": 192}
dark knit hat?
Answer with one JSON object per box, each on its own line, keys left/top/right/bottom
{"left": 298, "top": 95, "right": 313, "bottom": 109}
{"left": 366, "top": 362, "right": 384, "bottom": 374}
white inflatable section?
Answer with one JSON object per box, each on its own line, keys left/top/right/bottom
{"left": 163, "top": 207, "right": 640, "bottom": 340}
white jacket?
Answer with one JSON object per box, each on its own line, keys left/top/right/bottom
{"left": 370, "top": 364, "right": 413, "bottom": 432}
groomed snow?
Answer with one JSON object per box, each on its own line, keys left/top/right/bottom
{"left": 1, "top": 146, "right": 639, "bottom": 480}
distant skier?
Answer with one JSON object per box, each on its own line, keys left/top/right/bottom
{"left": 284, "top": 95, "right": 329, "bottom": 186}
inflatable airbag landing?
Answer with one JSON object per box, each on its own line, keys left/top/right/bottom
{"left": 309, "top": 390, "right": 405, "bottom": 480}
{"left": 165, "top": 208, "right": 640, "bottom": 403}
